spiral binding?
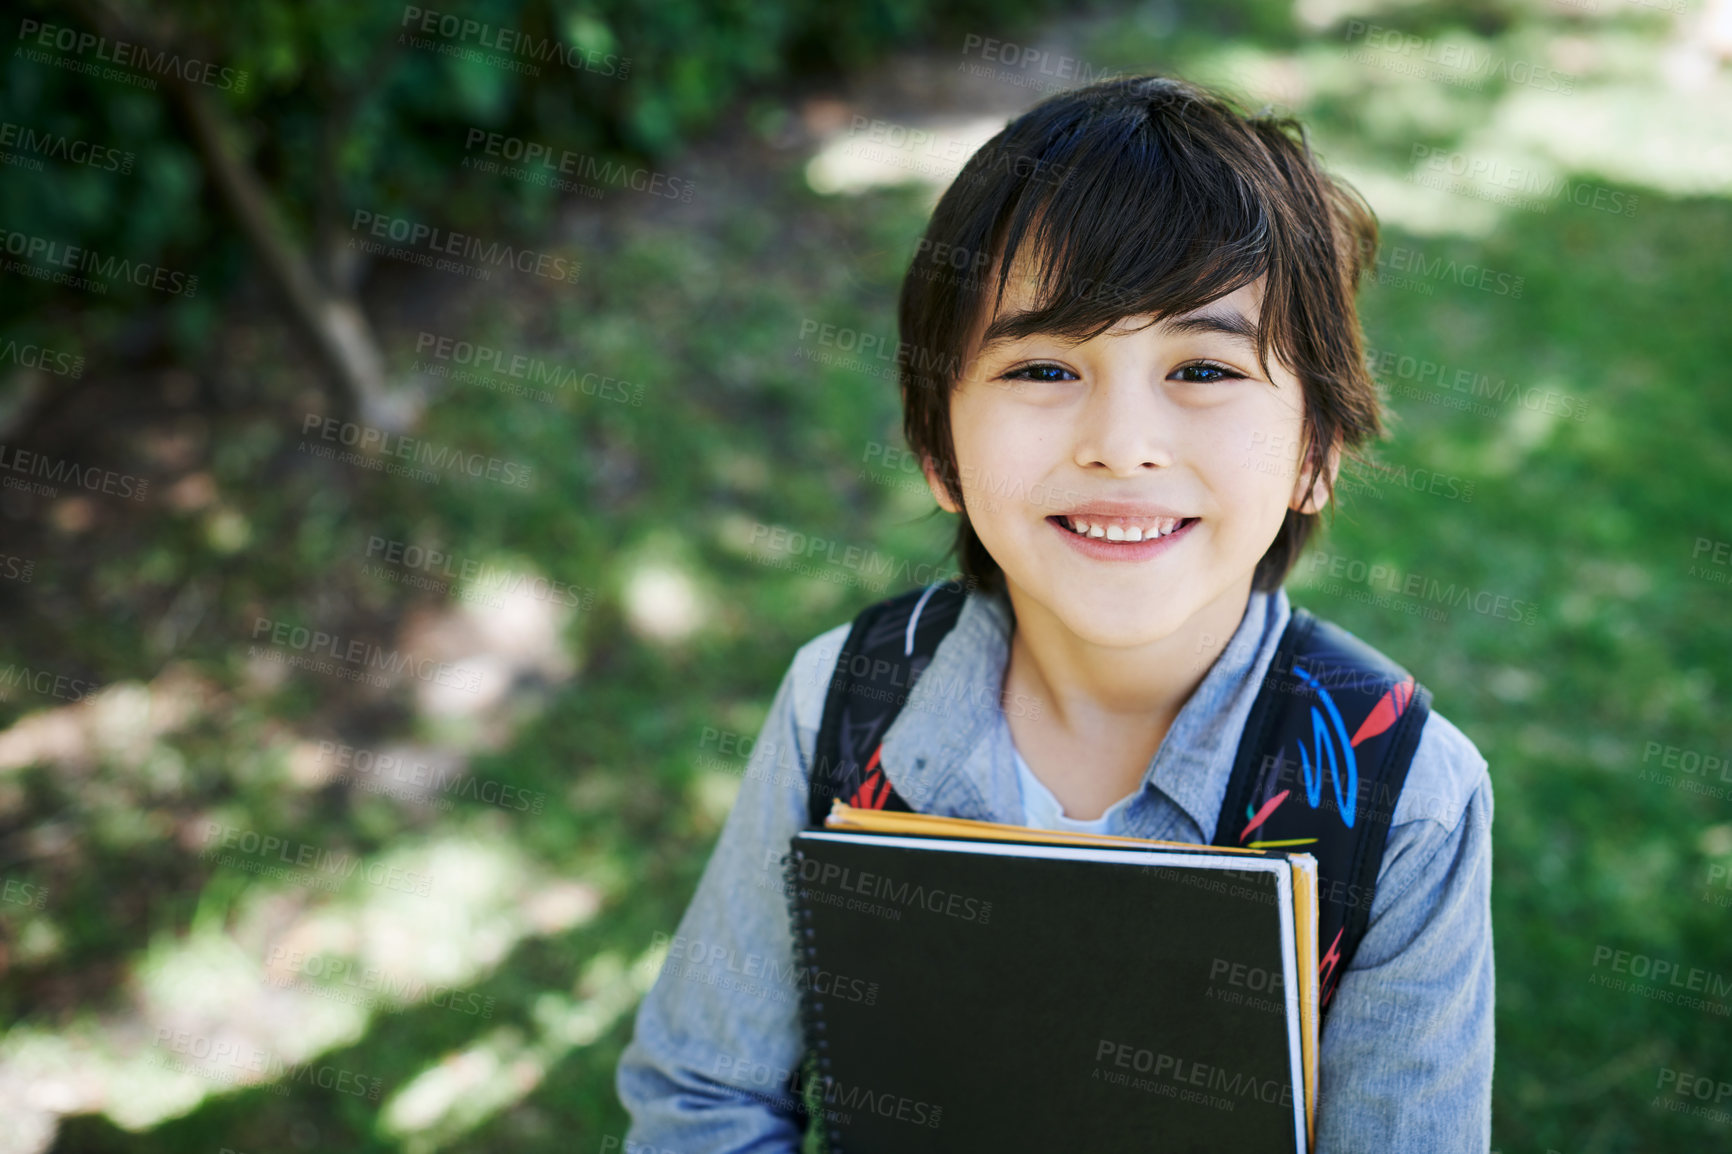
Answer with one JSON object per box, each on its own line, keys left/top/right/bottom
{"left": 784, "top": 845, "right": 842, "bottom": 1153}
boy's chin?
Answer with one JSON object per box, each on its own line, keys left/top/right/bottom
{"left": 1069, "top": 613, "right": 1190, "bottom": 650}
{"left": 1030, "top": 590, "right": 1200, "bottom": 650}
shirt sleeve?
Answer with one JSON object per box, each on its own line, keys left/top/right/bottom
{"left": 615, "top": 625, "right": 848, "bottom": 1153}
{"left": 1313, "top": 715, "right": 1495, "bottom": 1154}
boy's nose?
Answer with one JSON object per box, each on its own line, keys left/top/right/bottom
{"left": 1072, "top": 379, "right": 1177, "bottom": 474}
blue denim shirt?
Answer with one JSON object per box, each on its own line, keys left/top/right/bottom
{"left": 617, "top": 585, "right": 1494, "bottom": 1152}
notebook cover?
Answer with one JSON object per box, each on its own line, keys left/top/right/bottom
{"left": 819, "top": 800, "right": 1319, "bottom": 1143}
{"left": 787, "top": 832, "right": 1304, "bottom": 1153}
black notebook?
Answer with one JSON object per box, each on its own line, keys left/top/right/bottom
{"left": 785, "top": 804, "right": 1317, "bottom": 1153}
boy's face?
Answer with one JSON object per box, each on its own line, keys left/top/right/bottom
{"left": 926, "top": 272, "right": 1335, "bottom": 649}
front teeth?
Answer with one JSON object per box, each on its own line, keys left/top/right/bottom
{"left": 1067, "top": 517, "right": 1183, "bottom": 540}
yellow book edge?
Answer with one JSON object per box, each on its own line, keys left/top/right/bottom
{"left": 823, "top": 799, "right": 1319, "bottom": 1151}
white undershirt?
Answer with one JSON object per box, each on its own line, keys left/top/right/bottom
{"left": 1007, "top": 719, "right": 1139, "bottom": 834}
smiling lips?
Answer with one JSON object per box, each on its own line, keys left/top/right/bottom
{"left": 1053, "top": 514, "right": 1196, "bottom": 542}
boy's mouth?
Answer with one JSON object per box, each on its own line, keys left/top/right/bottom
{"left": 1048, "top": 514, "right": 1198, "bottom": 542}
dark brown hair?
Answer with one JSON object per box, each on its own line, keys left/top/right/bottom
{"left": 897, "top": 75, "right": 1385, "bottom": 596}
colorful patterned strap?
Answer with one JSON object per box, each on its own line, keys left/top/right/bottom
{"left": 806, "top": 581, "right": 967, "bottom": 825}
{"left": 1214, "top": 607, "right": 1431, "bottom": 1010}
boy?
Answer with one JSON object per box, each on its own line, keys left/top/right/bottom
{"left": 617, "top": 75, "right": 1493, "bottom": 1151}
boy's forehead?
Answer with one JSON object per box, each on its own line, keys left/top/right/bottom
{"left": 975, "top": 249, "right": 1268, "bottom": 341}
{"left": 991, "top": 244, "right": 1052, "bottom": 308}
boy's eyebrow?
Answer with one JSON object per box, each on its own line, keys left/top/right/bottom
{"left": 1159, "top": 307, "right": 1260, "bottom": 345}
{"left": 975, "top": 305, "right": 1259, "bottom": 358}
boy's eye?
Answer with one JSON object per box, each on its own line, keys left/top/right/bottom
{"left": 997, "top": 361, "right": 1245, "bottom": 385}
{"left": 999, "top": 362, "right": 1077, "bottom": 383}
{"left": 1170, "top": 360, "right": 1245, "bottom": 384}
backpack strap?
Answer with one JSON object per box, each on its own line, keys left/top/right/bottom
{"left": 1211, "top": 606, "right": 1432, "bottom": 1012}
{"left": 806, "top": 581, "right": 969, "bottom": 827}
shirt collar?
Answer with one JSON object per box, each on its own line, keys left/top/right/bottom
{"left": 879, "top": 582, "right": 1292, "bottom": 841}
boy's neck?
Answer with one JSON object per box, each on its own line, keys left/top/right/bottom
{"left": 1000, "top": 575, "right": 1256, "bottom": 731}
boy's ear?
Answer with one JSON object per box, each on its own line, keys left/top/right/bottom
{"left": 921, "top": 456, "right": 963, "bottom": 514}
{"left": 1291, "top": 435, "right": 1343, "bottom": 516}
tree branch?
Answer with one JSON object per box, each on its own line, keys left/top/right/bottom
{"left": 67, "top": 0, "right": 415, "bottom": 430}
